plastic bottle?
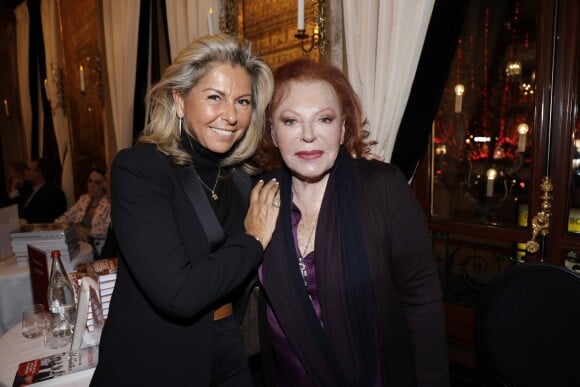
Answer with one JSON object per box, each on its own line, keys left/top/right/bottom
{"left": 46, "top": 250, "right": 77, "bottom": 347}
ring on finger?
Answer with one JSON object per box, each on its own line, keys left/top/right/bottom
{"left": 272, "top": 198, "right": 281, "bottom": 208}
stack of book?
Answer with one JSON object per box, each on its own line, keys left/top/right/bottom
{"left": 10, "top": 223, "right": 78, "bottom": 267}
{"left": 72, "top": 258, "right": 118, "bottom": 331}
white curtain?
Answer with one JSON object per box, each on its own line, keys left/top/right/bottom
{"left": 14, "top": 2, "right": 31, "bottom": 161}
{"left": 102, "top": 0, "right": 141, "bottom": 151}
{"left": 40, "top": 0, "right": 74, "bottom": 206}
{"left": 165, "top": 0, "right": 217, "bottom": 62}
{"left": 342, "top": 0, "right": 434, "bottom": 161}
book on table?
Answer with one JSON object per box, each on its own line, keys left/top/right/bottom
{"left": 12, "top": 223, "right": 78, "bottom": 267}
{"left": 27, "top": 245, "right": 49, "bottom": 309}
{"left": 71, "top": 277, "right": 104, "bottom": 349}
{"left": 71, "top": 258, "right": 117, "bottom": 331}
{"left": 12, "top": 345, "right": 98, "bottom": 386}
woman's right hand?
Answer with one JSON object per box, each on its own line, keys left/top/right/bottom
{"left": 244, "top": 179, "right": 280, "bottom": 249}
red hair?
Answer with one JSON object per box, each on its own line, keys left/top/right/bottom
{"left": 253, "top": 59, "right": 370, "bottom": 171}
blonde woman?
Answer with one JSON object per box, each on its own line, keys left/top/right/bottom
{"left": 91, "top": 35, "right": 280, "bottom": 386}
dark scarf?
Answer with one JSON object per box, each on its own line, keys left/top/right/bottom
{"left": 262, "top": 149, "right": 377, "bottom": 386}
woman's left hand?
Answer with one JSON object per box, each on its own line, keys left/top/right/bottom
{"left": 244, "top": 179, "right": 281, "bottom": 249}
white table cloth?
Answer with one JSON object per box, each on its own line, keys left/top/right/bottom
{"left": 0, "top": 264, "right": 31, "bottom": 338}
{"left": 0, "top": 323, "right": 94, "bottom": 387}
{"left": 0, "top": 243, "right": 93, "bottom": 337}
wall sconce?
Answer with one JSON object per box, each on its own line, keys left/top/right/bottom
{"left": 486, "top": 168, "right": 497, "bottom": 197}
{"left": 295, "top": 0, "right": 327, "bottom": 57}
{"left": 207, "top": 7, "right": 216, "bottom": 35}
{"left": 454, "top": 84, "right": 465, "bottom": 113}
{"left": 3, "top": 99, "right": 10, "bottom": 117}
{"left": 517, "top": 123, "right": 529, "bottom": 153}
{"left": 80, "top": 65, "right": 86, "bottom": 93}
{"left": 80, "top": 55, "right": 104, "bottom": 106}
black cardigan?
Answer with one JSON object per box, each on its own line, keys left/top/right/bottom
{"left": 259, "top": 160, "right": 449, "bottom": 387}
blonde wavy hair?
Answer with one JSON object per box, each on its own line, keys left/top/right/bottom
{"left": 138, "top": 34, "right": 274, "bottom": 174}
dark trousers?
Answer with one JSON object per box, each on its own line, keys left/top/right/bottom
{"left": 210, "top": 315, "right": 253, "bottom": 387}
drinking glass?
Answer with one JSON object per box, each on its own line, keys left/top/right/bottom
{"left": 21, "top": 304, "right": 48, "bottom": 339}
{"left": 44, "top": 311, "right": 74, "bottom": 349}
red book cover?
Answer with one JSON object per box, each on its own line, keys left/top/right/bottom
{"left": 27, "top": 245, "right": 49, "bottom": 309}
{"left": 12, "top": 345, "right": 98, "bottom": 386}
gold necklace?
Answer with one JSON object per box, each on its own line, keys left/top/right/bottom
{"left": 300, "top": 220, "right": 317, "bottom": 257}
{"left": 193, "top": 165, "right": 221, "bottom": 200}
{"left": 186, "top": 134, "right": 221, "bottom": 200}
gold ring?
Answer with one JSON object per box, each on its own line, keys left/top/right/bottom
{"left": 272, "top": 198, "right": 281, "bottom": 208}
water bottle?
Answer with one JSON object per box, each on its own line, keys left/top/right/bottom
{"left": 46, "top": 250, "right": 77, "bottom": 348}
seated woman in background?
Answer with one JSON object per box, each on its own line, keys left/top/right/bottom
{"left": 55, "top": 165, "right": 111, "bottom": 256}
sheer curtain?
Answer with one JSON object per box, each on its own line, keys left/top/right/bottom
{"left": 14, "top": 2, "right": 31, "bottom": 161}
{"left": 391, "top": 0, "right": 469, "bottom": 180}
{"left": 342, "top": 0, "right": 434, "bottom": 161}
{"left": 102, "top": 0, "right": 141, "bottom": 151}
{"left": 40, "top": 0, "right": 74, "bottom": 206}
{"left": 165, "top": 0, "right": 215, "bottom": 61}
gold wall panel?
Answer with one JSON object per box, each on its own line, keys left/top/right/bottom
{"left": 241, "top": 0, "right": 320, "bottom": 69}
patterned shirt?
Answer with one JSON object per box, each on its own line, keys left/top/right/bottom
{"left": 55, "top": 194, "right": 111, "bottom": 239}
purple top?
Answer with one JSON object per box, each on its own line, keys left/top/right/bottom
{"left": 259, "top": 204, "right": 381, "bottom": 386}
{"left": 259, "top": 204, "right": 320, "bottom": 386}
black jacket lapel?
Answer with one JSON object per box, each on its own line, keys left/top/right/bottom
{"left": 174, "top": 165, "right": 224, "bottom": 251}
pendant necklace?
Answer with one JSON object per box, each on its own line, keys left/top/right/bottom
{"left": 186, "top": 134, "right": 221, "bottom": 200}
{"left": 194, "top": 165, "right": 221, "bottom": 200}
{"left": 298, "top": 220, "right": 317, "bottom": 287}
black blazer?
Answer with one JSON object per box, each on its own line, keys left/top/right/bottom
{"left": 96, "top": 225, "right": 118, "bottom": 260}
{"left": 19, "top": 182, "right": 67, "bottom": 224}
{"left": 91, "top": 144, "right": 262, "bottom": 386}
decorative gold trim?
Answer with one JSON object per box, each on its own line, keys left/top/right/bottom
{"left": 525, "top": 176, "right": 553, "bottom": 253}
{"left": 219, "top": 0, "right": 237, "bottom": 36}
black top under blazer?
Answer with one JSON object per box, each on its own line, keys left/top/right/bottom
{"left": 90, "top": 144, "right": 262, "bottom": 386}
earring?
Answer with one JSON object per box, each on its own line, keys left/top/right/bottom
{"left": 179, "top": 117, "right": 183, "bottom": 136}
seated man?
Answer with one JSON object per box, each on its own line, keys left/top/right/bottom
{"left": 19, "top": 158, "right": 67, "bottom": 224}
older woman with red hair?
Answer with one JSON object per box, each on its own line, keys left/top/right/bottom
{"left": 254, "top": 59, "right": 449, "bottom": 387}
